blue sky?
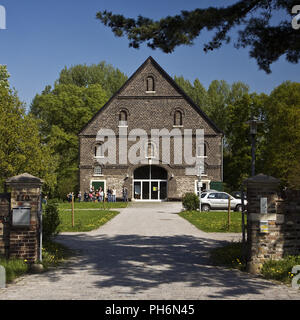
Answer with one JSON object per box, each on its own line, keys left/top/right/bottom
{"left": 0, "top": 0, "right": 299, "bottom": 108}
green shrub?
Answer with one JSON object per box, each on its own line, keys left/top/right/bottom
{"left": 43, "top": 200, "right": 60, "bottom": 242}
{"left": 182, "top": 192, "right": 199, "bottom": 211}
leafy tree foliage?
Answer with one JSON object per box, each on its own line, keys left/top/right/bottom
{"left": 30, "top": 62, "right": 128, "bottom": 198}
{"left": 223, "top": 93, "right": 267, "bottom": 190}
{"left": 58, "top": 61, "right": 128, "bottom": 97}
{"left": 174, "top": 74, "right": 300, "bottom": 190}
{"left": 97, "top": 0, "right": 300, "bottom": 73}
{"left": 262, "top": 81, "right": 300, "bottom": 187}
{"left": 0, "top": 65, "right": 57, "bottom": 192}
{"left": 30, "top": 83, "right": 109, "bottom": 198}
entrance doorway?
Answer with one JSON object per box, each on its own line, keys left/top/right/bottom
{"left": 133, "top": 165, "right": 168, "bottom": 201}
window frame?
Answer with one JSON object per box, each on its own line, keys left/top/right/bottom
{"left": 146, "top": 75, "right": 155, "bottom": 93}
{"left": 94, "top": 143, "right": 104, "bottom": 158}
{"left": 173, "top": 110, "right": 183, "bottom": 127}
{"left": 93, "top": 166, "right": 103, "bottom": 176}
{"left": 118, "top": 110, "right": 128, "bottom": 127}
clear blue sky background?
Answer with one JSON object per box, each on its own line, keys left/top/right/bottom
{"left": 0, "top": 0, "right": 299, "bottom": 108}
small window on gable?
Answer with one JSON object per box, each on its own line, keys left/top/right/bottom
{"left": 174, "top": 110, "right": 183, "bottom": 126}
{"left": 94, "top": 143, "right": 104, "bottom": 158}
{"left": 119, "top": 110, "right": 128, "bottom": 126}
{"left": 146, "top": 76, "right": 155, "bottom": 92}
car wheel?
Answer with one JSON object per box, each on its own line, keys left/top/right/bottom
{"left": 235, "top": 204, "right": 242, "bottom": 212}
{"left": 201, "top": 204, "right": 210, "bottom": 212}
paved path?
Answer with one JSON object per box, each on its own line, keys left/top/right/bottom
{"left": 0, "top": 202, "right": 300, "bottom": 300}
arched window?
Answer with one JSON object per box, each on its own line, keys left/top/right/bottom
{"left": 174, "top": 110, "right": 183, "bottom": 126}
{"left": 94, "top": 143, "right": 104, "bottom": 158}
{"left": 119, "top": 110, "right": 128, "bottom": 126}
{"left": 146, "top": 76, "right": 155, "bottom": 92}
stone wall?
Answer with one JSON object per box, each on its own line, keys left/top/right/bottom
{"left": 245, "top": 174, "right": 300, "bottom": 274}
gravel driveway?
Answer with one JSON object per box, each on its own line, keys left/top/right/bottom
{"left": 0, "top": 202, "right": 299, "bottom": 300}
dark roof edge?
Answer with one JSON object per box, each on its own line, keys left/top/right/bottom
{"left": 147, "top": 57, "right": 223, "bottom": 135}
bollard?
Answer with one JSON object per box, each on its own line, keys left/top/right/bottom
{"left": 0, "top": 265, "right": 5, "bottom": 288}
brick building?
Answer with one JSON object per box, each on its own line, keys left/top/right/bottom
{"left": 79, "top": 57, "right": 223, "bottom": 201}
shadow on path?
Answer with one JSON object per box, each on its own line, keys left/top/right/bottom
{"left": 42, "top": 232, "right": 280, "bottom": 299}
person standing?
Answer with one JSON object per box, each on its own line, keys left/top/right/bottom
{"left": 99, "top": 187, "right": 104, "bottom": 202}
{"left": 78, "top": 191, "right": 82, "bottom": 203}
{"left": 67, "top": 192, "right": 72, "bottom": 203}
{"left": 122, "top": 186, "right": 128, "bottom": 202}
{"left": 84, "top": 191, "right": 88, "bottom": 202}
{"left": 112, "top": 186, "right": 117, "bottom": 202}
{"left": 107, "top": 187, "right": 112, "bottom": 202}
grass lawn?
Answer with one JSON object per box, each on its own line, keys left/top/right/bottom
{"left": 210, "top": 241, "right": 247, "bottom": 271}
{"left": 0, "top": 241, "right": 72, "bottom": 283}
{"left": 58, "top": 201, "right": 128, "bottom": 210}
{"left": 58, "top": 209, "right": 119, "bottom": 232}
{"left": 179, "top": 210, "right": 245, "bottom": 233}
{"left": 0, "top": 257, "right": 29, "bottom": 283}
{"left": 42, "top": 241, "right": 73, "bottom": 269}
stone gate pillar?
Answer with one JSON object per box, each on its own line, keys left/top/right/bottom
{"left": 244, "top": 174, "right": 281, "bottom": 274}
{"left": 5, "top": 173, "right": 43, "bottom": 263}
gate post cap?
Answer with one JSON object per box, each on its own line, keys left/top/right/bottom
{"left": 6, "top": 173, "right": 44, "bottom": 186}
{"left": 244, "top": 174, "right": 280, "bottom": 185}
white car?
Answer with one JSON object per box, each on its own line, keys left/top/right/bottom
{"left": 200, "top": 191, "right": 247, "bottom": 212}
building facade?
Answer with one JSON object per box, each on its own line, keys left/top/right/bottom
{"left": 79, "top": 57, "right": 223, "bottom": 201}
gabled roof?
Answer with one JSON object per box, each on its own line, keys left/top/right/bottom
{"left": 79, "top": 56, "right": 223, "bottom": 136}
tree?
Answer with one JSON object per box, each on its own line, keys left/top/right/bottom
{"left": 0, "top": 65, "right": 57, "bottom": 192}
{"left": 96, "top": 0, "right": 300, "bottom": 73}
{"left": 174, "top": 76, "right": 210, "bottom": 113}
{"left": 262, "top": 81, "right": 300, "bottom": 187}
{"left": 207, "top": 80, "right": 231, "bottom": 132}
{"left": 31, "top": 61, "right": 128, "bottom": 198}
{"left": 30, "top": 83, "right": 109, "bottom": 198}
{"left": 58, "top": 61, "right": 128, "bottom": 97}
{"left": 223, "top": 93, "right": 267, "bottom": 190}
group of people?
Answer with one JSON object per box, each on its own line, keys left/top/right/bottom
{"left": 67, "top": 186, "right": 128, "bottom": 203}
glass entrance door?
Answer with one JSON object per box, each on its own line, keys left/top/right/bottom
{"left": 133, "top": 180, "right": 167, "bottom": 201}
{"left": 134, "top": 181, "right": 141, "bottom": 200}
{"left": 151, "top": 182, "right": 159, "bottom": 200}
{"left": 142, "top": 181, "right": 150, "bottom": 200}
{"left": 160, "top": 181, "right": 167, "bottom": 200}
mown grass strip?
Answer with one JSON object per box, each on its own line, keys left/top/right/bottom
{"left": 58, "top": 201, "right": 128, "bottom": 210}
{"left": 58, "top": 209, "right": 119, "bottom": 232}
{"left": 179, "top": 210, "right": 244, "bottom": 233}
